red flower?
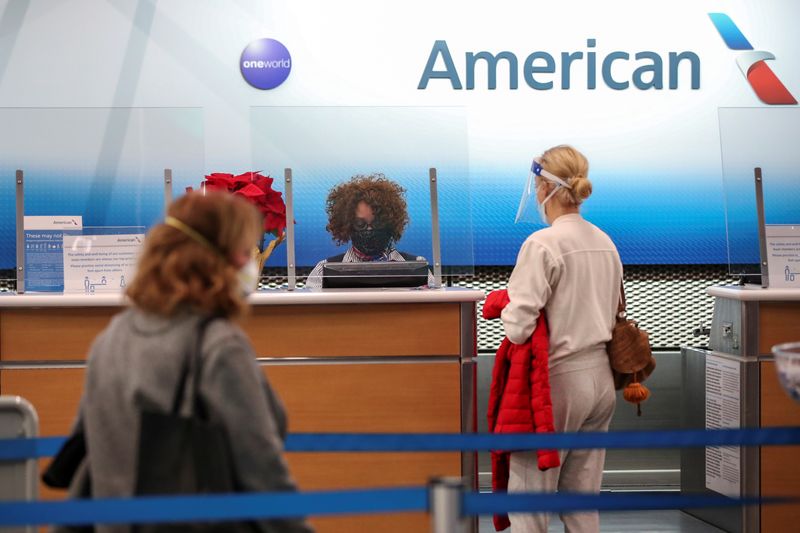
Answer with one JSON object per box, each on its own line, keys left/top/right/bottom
{"left": 195, "top": 171, "right": 288, "bottom": 236}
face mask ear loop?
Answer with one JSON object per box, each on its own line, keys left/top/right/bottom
{"left": 538, "top": 184, "right": 563, "bottom": 225}
{"left": 541, "top": 184, "right": 562, "bottom": 205}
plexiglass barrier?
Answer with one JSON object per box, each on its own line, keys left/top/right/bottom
{"left": 250, "top": 106, "right": 473, "bottom": 288}
{"left": 718, "top": 107, "right": 800, "bottom": 283}
{"left": 0, "top": 107, "right": 204, "bottom": 293}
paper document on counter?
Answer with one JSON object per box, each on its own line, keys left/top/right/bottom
{"left": 705, "top": 354, "right": 741, "bottom": 498}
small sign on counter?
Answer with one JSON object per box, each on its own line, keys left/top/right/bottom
{"left": 23, "top": 216, "right": 83, "bottom": 292}
{"left": 766, "top": 224, "right": 800, "bottom": 289}
{"left": 63, "top": 233, "right": 144, "bottom": 294}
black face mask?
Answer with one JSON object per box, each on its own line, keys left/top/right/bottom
{"left": 351, "top": 227, "right": 393, "bottom": 257}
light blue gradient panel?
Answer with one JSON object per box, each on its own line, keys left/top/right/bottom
{"left": 250, "top": 106, "right": 474, "bottom": 272}
{"left": 471, "top": 168, "right": 728, "bottom": 265}
{"left": 257, "top": 167, "right": 731, "bottom": 268}
{"left": 21, "top": 174, "right": 163, "bottom": 226}
{"left": 0, "top": 172, "right": 15, "bottom": 272}
{"left": 719, "top": 108, "right": 800, "bottom": 273}
{"left": 0, "top": 170, "right": 164, "bottom": 270}
{"left": 0, "top": 108, "right": 204, "bottom": 270}
{"left": 5, "top": 108, "right": 797, "bottom": 269}
{"left": 283, "top": 165, "right": 472, "bottom": 268}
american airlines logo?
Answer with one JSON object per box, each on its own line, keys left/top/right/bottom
{"left": 709, "top": 13, "right": 797, "bottom": 105}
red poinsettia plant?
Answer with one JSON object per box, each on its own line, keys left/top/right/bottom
{"left": 187, "top": 171, "right": 287, "bottom": 272}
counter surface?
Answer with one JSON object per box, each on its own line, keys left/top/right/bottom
{"left": 0, "top": 287, "right": 485, "bottom": 308}
{"left": 707, "top": 285, "right": 800, "bottom": 301}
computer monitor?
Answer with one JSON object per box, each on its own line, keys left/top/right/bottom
{"left": 322, "top": 261, "right": 429, "bottom": 289}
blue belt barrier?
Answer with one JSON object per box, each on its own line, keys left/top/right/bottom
{"left": 0, "top": 436, "right": 64, "bottom": 461}
{"left": 462, "top": 492, "right": 788, "bottom": 515}
{"left": 0, "top": 487, "right": 428, "bottom": 527}
{"left": 0, "top": 489, "right": 793, "bottom": 527}
{"left": 283, "top": 427, "right": 800, "bottom": 452}
{"left": 2, "top": 427, "right": 800, "bottom": 460}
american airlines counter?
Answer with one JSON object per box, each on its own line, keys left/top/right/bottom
{"left": 0, "top": 287, "right": 484, "bottom": 533}
{"left": 681, "top": 286, "right": 800, "bottom": 533}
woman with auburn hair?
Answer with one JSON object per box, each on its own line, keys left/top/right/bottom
{"left": 59, "top": 192, "right": 312, "bottom": 533}
{"left": 501, "top": 145, "right": 622, "bottom": 533}
{"left": 306, "top": 173, "right": 433, "bottom": 288}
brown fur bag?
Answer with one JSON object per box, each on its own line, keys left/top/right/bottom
{"left": 607, "top": 282, "right": 655, "bottom": 415}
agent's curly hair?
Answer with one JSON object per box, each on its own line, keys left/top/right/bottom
{"left": 325, "top": 174, "right": 409, "bottom": 245}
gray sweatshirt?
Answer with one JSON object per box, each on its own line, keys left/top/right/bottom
{"left": 63, "top": 308, "right": 313, "bottom": 533}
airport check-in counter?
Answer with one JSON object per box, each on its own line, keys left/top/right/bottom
{"left": 0, "top": 288, "right": 484, "bottom": 533}
{"left": 681, "top": 286, "right": 800, "bottom": 532}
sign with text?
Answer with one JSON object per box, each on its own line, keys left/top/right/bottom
{"left": 63, "top": 233, "right": 144, "bottom": 294}
{"left": 766, "top": 224, "right": 800, "bottom": 289}
{"left": 23, "top": 216, "right": 83, "bottom": 292}
{"left": 705, "top": 354, "right": 741, "bottom": 498}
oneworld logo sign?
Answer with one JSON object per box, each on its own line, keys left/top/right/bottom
{"left": 708, "top": 13, "right": 797, "bottom": 105}
{"left": 417, "top": 40, "right": 701, "bottom": 91}
{"left": 240, "top": 38, "right": 292, "bottom": 90}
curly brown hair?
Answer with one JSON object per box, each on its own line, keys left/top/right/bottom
{"left": 126, "top": 191, "right": 262, "bottom": 319}
{"left": 325, "top": 174, "right": 409, "bottom": 245}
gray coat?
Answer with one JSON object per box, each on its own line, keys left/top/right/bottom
{"left": 61, "top": 308, "right": 313, "bottom": 533}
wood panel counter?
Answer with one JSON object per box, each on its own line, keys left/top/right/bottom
{"left": 681, "top": 286, "right": 800, "bottom": 532}
{"left": 708, "top": 286, "right": 800, "bottom": 532}
{"left": 0, "top": 288, "right": 484, "bottom": 533}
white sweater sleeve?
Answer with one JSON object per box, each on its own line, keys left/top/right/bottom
{"left": 501, "top": 238, "right": 561, "bottom": 345}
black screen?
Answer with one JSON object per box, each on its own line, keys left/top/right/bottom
{"left": 322, "top": 261, "right": 429, "bottom": 288}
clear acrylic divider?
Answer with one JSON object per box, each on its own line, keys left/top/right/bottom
{"left": 0, "top": 108, "right": 204, "bottom": 293}
{"left": 250, "top": 106, "right": 473, "bottom": 289}
{"left": 718, "top": 107, "right": 800, "bottom": 282}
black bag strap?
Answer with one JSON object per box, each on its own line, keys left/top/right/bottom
{"left": 42, "top": 425, "right": 86, "bottom": 489}
{"left": 170, "top": 316, "right": 216, "bottom": 416}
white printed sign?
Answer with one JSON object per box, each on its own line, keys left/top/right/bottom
{"left": 766, "top": 225, "right": 800, "bottom": 289}
{"left": 705, "top": 354, "right": 741, "bottom": 498}
{"left": 63, "top": 233, "right": 144, "bottom": 294}
{"left": 23, "top": 216, "right": 83, "bottom": 292}
{"left": 24, "top": 216, "right": 82, "bottom": 231}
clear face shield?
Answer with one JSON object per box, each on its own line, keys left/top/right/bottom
{"left": 515, "top": 157, "right": 572, "bottom": 224}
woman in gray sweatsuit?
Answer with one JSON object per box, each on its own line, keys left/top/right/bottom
{"left": 59, "top": 191, "right": 313, "bottom": 533}
{"left": 502, "top": 145, "right": 622, "bottom": 533}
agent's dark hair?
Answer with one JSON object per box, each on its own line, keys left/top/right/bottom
{"left": 325, "top": 174, "right": 409, "bottom": 245}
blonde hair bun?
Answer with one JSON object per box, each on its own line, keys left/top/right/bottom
{"left": 570, "top": 174, "right": 593, "bottom": 202}
{"left": 540, "top": 145, "right": 592, "bottom": 206}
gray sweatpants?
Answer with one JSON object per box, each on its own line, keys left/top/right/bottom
{"left": 508, "top": 361, "right": 616, "bottom": 533}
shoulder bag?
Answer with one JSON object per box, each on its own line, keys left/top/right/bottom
{"left": 607, "top": 281, "right": 656, "bottom": 415}
{"left": 133, "top": 317, "right": 255, "bottom": 533}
